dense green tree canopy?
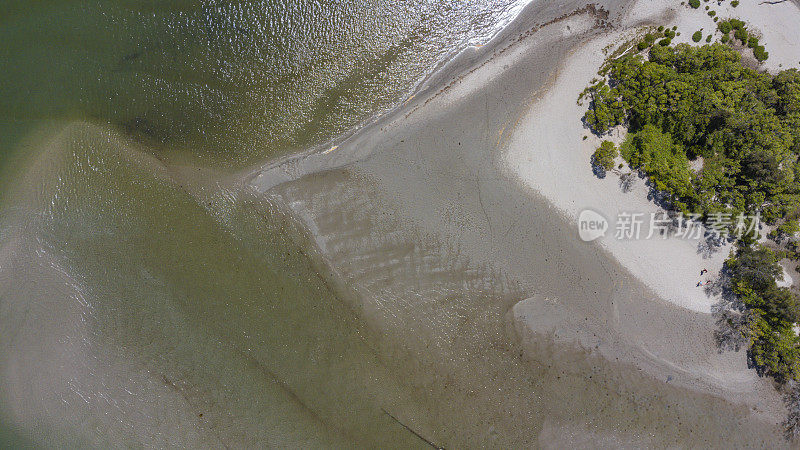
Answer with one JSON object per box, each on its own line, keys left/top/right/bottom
{"left": 582, "top": 38, "right": 800, "bottom": 386}
{"left": 728, "top": 245, "right": 800, "bottom": 381}
{"left": 582, "top": 44, "right": 800, "bottom": 223}
{"left": 592, "top": 140, "right": 618, "bottom": 171}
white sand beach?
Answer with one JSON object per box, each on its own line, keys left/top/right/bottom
{"left": 504, "top": 0, "right": 800, "bottom": 314}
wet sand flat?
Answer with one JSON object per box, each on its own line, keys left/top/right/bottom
{"left": 250, "top": 0, "right": 792, "bottom": 446}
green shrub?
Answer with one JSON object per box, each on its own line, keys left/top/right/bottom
{"left": 748, "top": 36, "right": 759, "bottom": 48}
{"left": 692, "top": 30, "right": 703, "bottom": 42}
{"left": 706, "top": 34, "right": 713, "bottom": 43}
{"left": 592, "top": 141, "right": 618, "bottom": 170}
{"left": 620, "top": 125, "right": 693, "bottom": 196}
{"left": 734, "top": 27, "right": 748, "bottom": 43}
{"left": 689, "top": 0, "right": 701, "bottom": 7}
{"left": 748, "top": 315, "right": 800, "bottom": 382}
{"left": 637, "top": 33, "right": 658, "bottom": 51}
{"left": 658, "top": 25, "right": 664, "bottom": 32}
{"left": 580, "top": 26, "right": 798, "bottom": 388}
{"left": 708, "top": 10, "right": 716, "bottom": 17}
{"left": 774, "top": 69, "right": 800, "bottom": 114}
{"left": 754, "top": 45, "right": 769, "bottom": 62}
{"left": 778, "top": 219, "right": 800, "bottom": 237}
{"left": 721, "top": 34, "right": 730, "bottom": 43}
{"left": 581, "top": 41, "right": 791, "bottom": 217}
{"left": 726, "top": 245, "right": 800, "bottom": 382}
{"left": 731, "top": 0, "right": 739, "bottom": 6}
{"left": 582, "top": 82, "right": 626, "bottom": 133}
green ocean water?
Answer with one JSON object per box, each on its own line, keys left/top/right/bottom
{"left": 3, "top": 2, "right": 797, "bottom": 447}
{"left": 1, "top": 0, "right": 528, "bottom": 169}
{"left": 0, "top": 1, "right": 530, "bottom": 446}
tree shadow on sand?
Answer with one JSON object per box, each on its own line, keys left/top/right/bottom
{"left": 706, "top": 265, "right": 749, "bottom": 353}
{"left": 697, "top": 232, "right": 728, "bottom": 259}
{"left": 618, "top": 172, "right": 636, "bottom": 193}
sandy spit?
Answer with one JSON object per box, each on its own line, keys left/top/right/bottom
{"left": 247, "top": 0, "right": 800, "bottom": 446}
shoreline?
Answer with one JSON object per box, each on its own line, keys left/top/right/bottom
{"left": 244, "top": 0, "right": 614, "bottom": 191}
{"left": 245, "top": 0, "right": 800, "bottom": 444}
{"left": 502, "top": 0, "right": 800, "bottom": 314}
{"left": 502, "top": 5, "right": 728, "bottom": 315}
{"left": 6, "top": 0, "right": 800, "bottom": 446}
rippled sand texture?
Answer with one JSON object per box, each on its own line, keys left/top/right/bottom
{"left": 0, "top": 122, "right": 447, "bottom": 447}
{"left": 0, "top": 0, "right": 791, "bottom": 449}
{"left": 255, "top": 1, "right": 787, "bottom": 447}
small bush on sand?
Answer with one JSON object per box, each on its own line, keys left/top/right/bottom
{"left": 592, "top": 140, "right": 618, "bottom": 171}
{"left": 754, "top": 45, "right": 769, "bottom": 62}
